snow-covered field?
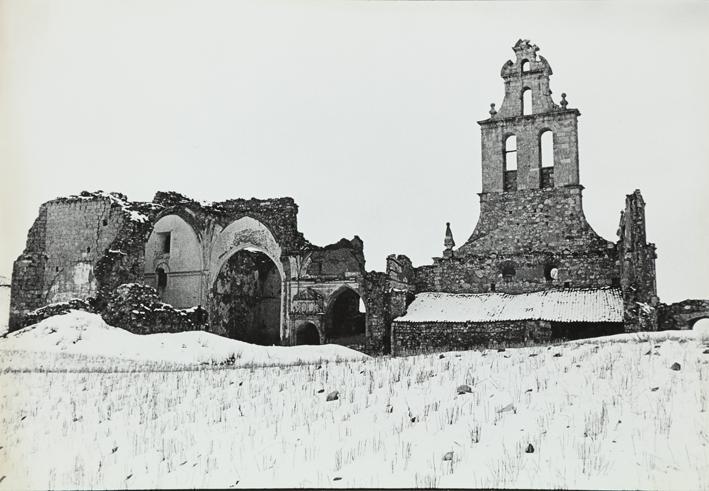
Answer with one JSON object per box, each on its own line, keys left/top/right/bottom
{"left": 1, "top": 313, "right": 708, "bottom": 489}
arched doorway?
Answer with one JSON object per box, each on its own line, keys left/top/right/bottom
{"left": 296, "top": 322, "right": 320, "bottom": 345}
{"left": 211, "top": 248, "right": 282, "bottom": 345}
{"left": 325, "top": 287, "right": 366, "bottom": 346}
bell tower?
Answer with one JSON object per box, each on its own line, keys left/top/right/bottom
{"left": 479, "top": 39, "right": 581, "bottom": 193}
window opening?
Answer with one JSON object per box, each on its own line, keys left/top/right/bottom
{"left": 522, "top": 88, "right": 532, "bottom": 115}
{"left": 504, "top": 135, "right": 517, "bottom": 171}
{"left": 156, "top": 267, "right": 167, "bottom": 291}
{"left": 521, "top": 60, "right": 530, "bottom": 72}
{"left": 158, "top": 232, "right": 171, "bottom": 254}
{"left": 540, "top": 130, "right": 554, "bottom": 167}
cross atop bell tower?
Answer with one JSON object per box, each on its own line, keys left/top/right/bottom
{"left": 478, "top": 40, "right": 581, "bottom": 193}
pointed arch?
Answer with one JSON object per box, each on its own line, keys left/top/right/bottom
{"left": 324, "top": 285, "right": 367, "bottom": 346}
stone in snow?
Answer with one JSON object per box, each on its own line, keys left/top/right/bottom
{"left": 457, "top": 384, "right": 472, "bottom": 395}
{"left": 326, "top": 390, "right": 339, "bottom": 401}
{"left": 670, "top": 362, "right": 681, "bottom": 371}
{"left": 525, "top": 443, "right": 535, "bottom": 453}
{"left": 442, "top": 451, "right": 454, "bottom": 461}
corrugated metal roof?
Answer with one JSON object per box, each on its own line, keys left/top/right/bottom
{"left": 395, "top": 288, "right": 623, "bottom": 323}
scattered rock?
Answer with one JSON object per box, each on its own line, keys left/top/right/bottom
{"left": 497, "top": 403, "right": 516, "bottom": 414}
{"left": 385, "top": 405, "right": 393, "bottom": 413}
{"left": 442, "top": 451, "right": 454, "bottom": 461}
{"left": 553, "top": 353, "right": 562, "bottom": 358}
{"left": 525, "top": 443, "right": 534, "bottom": 453}
{"left": 703, "top": 349, "right": 709, "bottom": 354}
{"left": 456, "top": 384, "right": 473, "bottom": 395}
{"left": 317, "top": 389, "right": 325, "bottom": 393}
{"left": 525, "top": 388, "right": 533, "bottom": 393}
{"left": 529, "top": 353, "right": 538, "bottom": 357}
{"left": 439, "top": 354, "right": 445, "bottom": 359}
{"left": 333, "top": 477, "right": 342, "bottom": 481}
{"left": 410, "top": 416, "right": 418, "bottom": 423}
{"left": 112, "top": 446, "right": 118, "bottom": 454}
{"left": 651, "top": 387, "right": 659, "bottom": 392}
{"left": 497, "top": 348, "right": 506, "bottom": 352}
{"left": 670, "top": 362, "right": 681, "bottom": 371}
{"left": 126, "top": 474, "right": 132, "bottom": 480}
{"left": 645, "top": 350, "right": 652, "bottom": 355}
{"left": 326, "top": 391, "right": 339, "bottom": 401}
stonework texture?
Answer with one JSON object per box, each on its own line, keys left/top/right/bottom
{"left": 657, "top": 300, "right": 709, "bottom": 331}
{"left": 392, "top": 320, "right": 552, "bottom": 356}
{"left": 9, "top": 39, "right": 684, "bottom": 356}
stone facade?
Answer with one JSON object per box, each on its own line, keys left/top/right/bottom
{"left": 657, "top": 300, "right": 709, "bottom": 331}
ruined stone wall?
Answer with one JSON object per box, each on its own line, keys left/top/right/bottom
{"left": 460, "top": 187, "right": 611, "bottom": 255}
{"left": 391, "top": 319, "right": 552, "bottom": 356}
{"left": 657, "top": 300, "right": 709, "bottom": 331}
{"left": 414, "top": 250, "right": 617, "bottom": 294}
{"left": 617, "top": 190, "right": 658, "bottom": 331}
{"left": 10, "top": 196, "right": 129, "bottom": 329}
{"left": 414, "top": 186, "right": 618, "bottom": 295}
{"left": 9, "top": 205, "right": 48, "bottom": 329}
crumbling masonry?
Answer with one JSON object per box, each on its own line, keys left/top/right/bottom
{"left": 10, "top": 40, "right": 705, "bottom": 354}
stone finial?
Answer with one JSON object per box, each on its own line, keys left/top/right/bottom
{"left": 444, "top": 222, "right": 455, "bottom": 250}
{"left": 489, "top": 103, "right": 497, "bottom": 117}
{"left": 560, "top": 93, "right": 568, "bottom": 109}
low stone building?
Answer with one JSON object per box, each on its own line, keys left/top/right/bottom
{"left": 9, "top": 40, "right": 705, "bottom": 354}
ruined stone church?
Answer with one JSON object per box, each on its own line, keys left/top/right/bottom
{"left": 12, "top": 40, "right": 702, "bottom": 355}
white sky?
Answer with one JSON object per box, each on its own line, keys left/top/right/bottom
{"left": 0, "top": 0, "right": 707, "bottom": 303}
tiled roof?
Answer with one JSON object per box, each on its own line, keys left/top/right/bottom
{"left": 395, "top": 288, "right": 623, "bottom": 323}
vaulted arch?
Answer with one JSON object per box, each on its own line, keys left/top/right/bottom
{"left": 144, "top": 214, "right": 203, "bottom": 308}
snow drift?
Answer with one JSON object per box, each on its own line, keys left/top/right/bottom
{"left": 0, "top": 310, "right": 368, "bottom": 367}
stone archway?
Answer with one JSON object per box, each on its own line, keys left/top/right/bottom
{"left": 296, "top": 322, "right": 321, "bottom": 345}
{"left": 211, "top": 247, "right": 282, "bottom": 345}
{"left": 208, "top": 216, "right": 287, "bottom": 344}
{"left": 324, "top": 286, "right": 366, "bottom": 346}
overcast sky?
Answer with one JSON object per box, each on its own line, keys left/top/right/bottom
{"left": 1, "top": 0, "right": 707, "bottom": 303}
